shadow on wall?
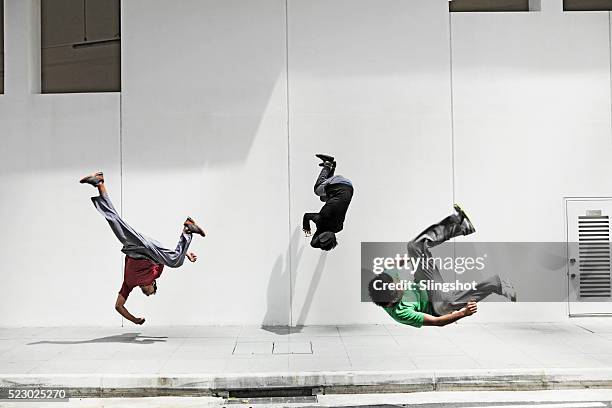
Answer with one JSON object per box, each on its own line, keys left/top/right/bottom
{"left": 27, "top": 333, "right": 167, "bottom": 345}
{"left": 262, "top": 227, "right": 304, "bottom": 328}
{"left": 294, "top": 252, "right": 327, "bottom": 327}
{"left": 261, "top": 227, "right": 328, "bottom": 333}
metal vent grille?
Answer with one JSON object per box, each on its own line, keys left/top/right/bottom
{"left": 578, "top": 214, "right": 611, "bottom": 298}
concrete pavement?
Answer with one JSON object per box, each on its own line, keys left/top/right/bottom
{"left": 2, "top": 320, "right": 612, "bottom": 396}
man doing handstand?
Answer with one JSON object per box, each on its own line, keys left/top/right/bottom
{"left": 80, "top": 172, "right": 206, "bottom": 325}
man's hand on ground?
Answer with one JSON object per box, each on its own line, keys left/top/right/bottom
{"left": 134, "top": 317, "right": 145, "bottom": 325}
{"left": 461, "top": 301, "right": 477, "bottom": 316}
{"left": 187, "top": 252, "right": 198, "bottom": 262}
{"left": 303, "top": 229, "right": 312, "bottom": 237}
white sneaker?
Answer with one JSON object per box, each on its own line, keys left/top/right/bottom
{"left": 500, "top": 277, "right": 517, "bottom": 302}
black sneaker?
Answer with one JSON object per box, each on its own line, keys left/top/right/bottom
{"left": 315, "top": 153, "right": 335, "bottom": 163}
{"left": 453, "top": 203, "right": 475, "bottom": 236}
{"left": 79, "top": 171, "right": 104, "bottom": 187}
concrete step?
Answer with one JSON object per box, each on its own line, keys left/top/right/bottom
{"left": 3, "top": 368, "right": 612, "bottom": 398}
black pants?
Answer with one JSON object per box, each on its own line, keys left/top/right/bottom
{"left": 314, "top": 165, "right": 335, "bottom": 198}
{"left": 409, "top": 213, "right": 503, "bottom": 316}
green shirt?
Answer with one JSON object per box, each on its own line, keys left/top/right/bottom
{"left": 383, "top": 269, "right": 433, "bottom": 328}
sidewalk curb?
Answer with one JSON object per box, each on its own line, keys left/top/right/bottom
{"left": 2, "top": 368, "right": 612, "bottom": 397}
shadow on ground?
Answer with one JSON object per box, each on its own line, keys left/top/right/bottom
{"left": 27, "top": 332, "right": 167, "bottom": 345}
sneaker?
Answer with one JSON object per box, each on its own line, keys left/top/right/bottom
{"left": 315, "top": 153, "right": 335, "bottom": 163}
{"left": 184, "top": 217, "right": 206, "bottom": 237}
{"left": 500, "top": 277, "right": 517, "bottom": 302}
{"left": 79, "top": 171, "right": 104, "bottom": 187}
{"left": 453, "top": 203, "right": 475, "bottom": 236}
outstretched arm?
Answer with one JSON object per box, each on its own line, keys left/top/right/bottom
{"left": 422, "top": 301, "right": 477, "bottom": 327}
{"left": 303, "top": 213, "right": 319, "bottom": 236}
{"left": 114, "top": 294, "right": 145, "bottom": 325}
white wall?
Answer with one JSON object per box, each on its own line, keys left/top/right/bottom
{"left": 287, "top": 0, "right": 453, "bottom": 325}
{"left": 0, "top": 0, "right": 121, "bottom": 326}
{"left": 451, "top": 0, "right": 612, "bottom": 322}
{"left": 120, "top": 0, "right": 291, "bottom": 325}
{"left": 119, "top": 0, "right": 451, "bottom": 326}
{"left": 1, "top": 0, "right": 612, "bottom": 326}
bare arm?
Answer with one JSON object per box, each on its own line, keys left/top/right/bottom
{"left": 422, "top": 301, "right": 477, "bottom": 327}
{"left": 114, "top": 294, "right": 145, "bottom": 325}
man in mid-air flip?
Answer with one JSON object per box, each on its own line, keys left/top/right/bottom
{"left": 368, "top": 205, "right": 516, "bottom": 328}
{"left": 303, "top": 154, "right": 354, "bottom": 251}
{"left": 80, "top": 172, "right": 206, "bottom": 325}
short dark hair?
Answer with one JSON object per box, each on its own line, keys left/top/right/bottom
{"left": 140, "top": 280, "right": 157, "bottom": 295}
{"left": 319, "top": 238, "right": 337, "bottom": 251}
{"left": 368, "top": 272, "right": 398, "bottom": 307}
{"left": 311, "top": 231, "right": 338, "bottom": 251}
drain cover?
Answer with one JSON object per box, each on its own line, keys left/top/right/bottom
{"left": 225, "top": 395, "right": 318, "bottom": 405}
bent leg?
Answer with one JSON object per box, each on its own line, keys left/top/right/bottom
{"left": 407, "top": 212, "right": 469, "bottom": 281}
{"left": 408, "top": 213, "right": 465, "bottom": 283}
{"left": 435, "top": 275, "right": 503, "bottom": 315}
{"left": 91, "top": 194, "right": 149, "bottom": 247}
{"left": 92, "top": 194, "right": 194, "bottom": 266}
{"left": 143, "top": 232, "right": 193, "bottom": 268}
{"left": 407, "top": 212, "right": 472, "bottom": 315}
{"left": 407, "top": 241, "right": 447, "bottom": 315}
{"left": 314, "top": 165, "right": 335, "bottom": 197}
{"left": 407, "top": 209, "right": 480, "bottom": 316}
{"left": 412, "top": 213, "right": 465, "bottom": 252}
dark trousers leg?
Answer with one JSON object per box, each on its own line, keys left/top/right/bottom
{"left": 408, "top": 213, "right": 467, "bottom": 315}
{"left": 436, "top": 275, "right": 503, "bottom": 315}
{"left": 91, "top": 194, "right": 149, "bottom": 247}
{"left": 91, "top": 194, "right": 193, "bottom": 268}
{"left": 314, "top": 165, "right": 335, "bottom": 197}
{"left": 412, "top": 213, "right": 465, "bottom": 251}
{"left": 148, "top": 232, "right": 193, "bottom": 268}
{"left": 409, "top": 213, "right": 466, "bottom": 280}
